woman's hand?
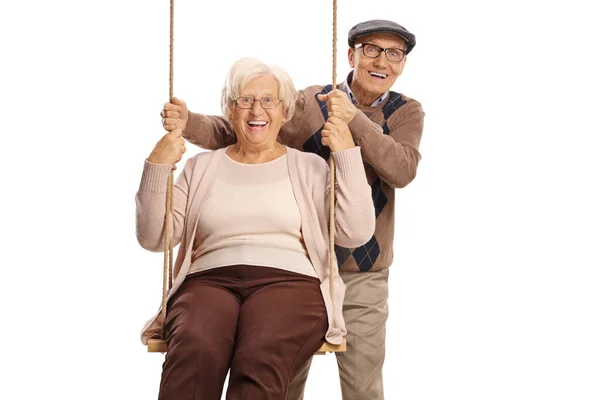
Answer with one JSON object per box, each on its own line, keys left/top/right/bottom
{"left": 147, "top": 129, "right": 186, "bottom": 165}
{"left": 321, "top": 116, "right": 355, "bottom": 152}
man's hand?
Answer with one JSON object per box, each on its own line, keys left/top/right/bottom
{"left": 317, "top": 89, "right": 357, "bottom": 124}
{"left": 161, "top": 97, "right": 189, "bottom": 132}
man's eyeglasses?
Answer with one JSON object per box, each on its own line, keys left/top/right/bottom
{"left": 355, "top": 43, "right": 406, "bottom": 63}
{"left": 234, "top": 96, "right": 282, "bottom": 109}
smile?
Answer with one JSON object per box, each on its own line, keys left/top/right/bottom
{"left": 369, "top": 72, "right": 388, "bottom": 79}
{"left": 247, "top": 120, "right": 268, "bottom": 130}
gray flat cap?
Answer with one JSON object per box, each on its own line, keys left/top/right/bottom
{"left": 348, "top": 19, "right": 416, "bottom": 54}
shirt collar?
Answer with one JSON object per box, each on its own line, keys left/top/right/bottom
{"left": 341, "top": 71, "right": 388, "bottom": 107}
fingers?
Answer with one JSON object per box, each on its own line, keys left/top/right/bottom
{"left": 162, "top": 118, "right": 180, "bottom": 132}
{"left": 177, "top": 139, "right": 186, "bottom": 163}
{"left": 170, "top": 137, "right": 186, "bottom": 163}
{"left": 327, "top": 98, "right": 352, "bottom": 113}
{"left": 148, "top": 132, "right": 186, "bottom": 165}
{"left": 317, "top": 89, "right": 345, "bottom": 102}
{"left": 328, "top": 89, "right": 346, "bottom": 98}
{"left": 323, "top": 94, "right": 356, "bottom": 124}
{"left": 163, "top": 102, "right": 181, "bottom": 113}
{"left": 161, "top": 110, "right": 180, "bottom": 119}
{"left": 321, "top": 123, "right": 335, "bottom": 147}
{"left": 322, "top": 119, "right": 343, "bottom": 134}
{"left": 321, "top": 133, "right": 331, "bottom": 147}
{"left": 161, "top": 99, "right": 188, "bottom": 133}
{"left": 162, "top": 100, "right": 187, "bottom": 118}
{"left": 325, "top": 116, "right": 345, "bottom": 127}
{"left": 163, "top": 123, "right": 178, "bottom": 131}
{"left": 326, "top": 97, "right": 347, "bottom": 107}
{"left": 162, "top": 117, "right": 179, "bottom": 126}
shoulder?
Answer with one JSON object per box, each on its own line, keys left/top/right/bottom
{"left": 287, "top": 147, "right": 327, "bottom": 170}
{"left": 183, "top": 149, "right": 223, "bottom": 172}
{"left": 403, "top": 94, "right": 424, "bottom": 111}
{"left": 301, "top": 84, "right": 326, "bottom": 94}
{"left": 381, "top": 92, "right": 425, "bottom": 124}
{"left": 394, "top": 92, "right": 424, "bottom": 114}
{"left": 188, "top": 149, "right": 216, "bottom": 164}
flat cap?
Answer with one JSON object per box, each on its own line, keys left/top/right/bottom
{"left": 348, "top": 19, "right": 416, "bottom": 54}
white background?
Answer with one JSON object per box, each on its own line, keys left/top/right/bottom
{"left": 1, "top": 0, "right": 599, "bottom": 399}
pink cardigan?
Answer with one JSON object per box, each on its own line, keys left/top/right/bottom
{"left": 136, "top": 146, "right": 375, "bottom": 345}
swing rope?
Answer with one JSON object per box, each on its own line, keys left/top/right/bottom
{"left": 159, "top": 0, "right": 176, "bottom": 342}
{"left": 150, "top": 0, "right": 343, "bottom": 353}
{"left": 328, "top": 0, "right": 338, "bottom": 316}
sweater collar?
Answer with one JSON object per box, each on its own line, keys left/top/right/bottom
{"left": 341, "top": 71, "right": 388, "bottom": 107}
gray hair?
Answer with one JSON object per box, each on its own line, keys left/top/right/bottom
{"left": 221, "top": 57, "right": 296, "bottom": 122}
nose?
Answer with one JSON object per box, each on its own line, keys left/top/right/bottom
{"left": 373, "top": 52, "right": 388, "bottom": 68}
{"left": 250, "top": 99, "right": 264, "bottom": 115}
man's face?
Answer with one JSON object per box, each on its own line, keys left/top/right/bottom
{"left": 348, "top": 33, "right": 407, "bottom": 101}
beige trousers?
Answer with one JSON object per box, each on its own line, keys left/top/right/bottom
{"left": 287, "top": 269, "right": 390, "bottom": 400}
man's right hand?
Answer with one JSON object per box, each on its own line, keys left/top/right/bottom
{"left": 161, "top": 97, "right": 189, "bottom": 132}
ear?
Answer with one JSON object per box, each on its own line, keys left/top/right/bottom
{"left": 348, "top": 47, "right": 355, "bottom": 68}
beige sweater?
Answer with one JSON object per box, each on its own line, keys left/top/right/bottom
{"left": 136, "top": 146, "right": 375, "bottom": 345}
{"left": 189, "top": 152, "right": 316, "bottom": 278}
{"left": 182, "top": 75, "right": 424, "bottom": 272}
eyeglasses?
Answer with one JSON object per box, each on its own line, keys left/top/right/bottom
{"left": 355, "top": 43, "right": 406, "bottom": 63}
{"left": 234, "top": 96, "right": 282, "bottom": 109}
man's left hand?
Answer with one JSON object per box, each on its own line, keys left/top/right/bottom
{"left": 317, "top": 89, "right": 357, "bottom": 124}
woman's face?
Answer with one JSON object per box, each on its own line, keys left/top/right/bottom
{"left": 231, "top": 74, "right": 285, "bottom": 151}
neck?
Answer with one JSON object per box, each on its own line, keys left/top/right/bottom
{"left": 350, "top": 81, "right": 382, "bottom": 107}
{"left": 227, "top": 142, "right": 286, "bottom": 164}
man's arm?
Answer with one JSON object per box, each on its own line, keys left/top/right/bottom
{"left": 183, "top": 112, "right": 237, "bottom": 150}
{"left": 162, "top": 98, "right": 236, "bottom": 150}
{"left": 349, "top": 99, "right": 424, "bottom": 188}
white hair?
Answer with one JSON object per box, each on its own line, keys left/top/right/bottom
{"left": 221, "top": 57, "right": 296, "bottom": 122}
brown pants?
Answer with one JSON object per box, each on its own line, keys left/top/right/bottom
{"left": 158, "top": 265, "right": 328, "bottom": 400}
{"left": 287, "top": 269, "right": 390, "bottom": 400}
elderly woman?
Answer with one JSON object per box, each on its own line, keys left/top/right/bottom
{"left": 136, "top": 57, "right": 375, "bottom": 399}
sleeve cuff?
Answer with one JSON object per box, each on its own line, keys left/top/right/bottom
{"left": 347, "top": 111, "right": 373, "bottom": 141}
{"left": 139, "top": 160, "right": 175, "bottom": 193}
{"left": 331, "top": 147, "right": 365, "bottom": 180}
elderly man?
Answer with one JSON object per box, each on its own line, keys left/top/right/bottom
{"left": 162, "top": 19, "right": 425, "bottom": 400}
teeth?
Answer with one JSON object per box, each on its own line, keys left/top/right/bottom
{"left": 248, "top": 121, "right": 267, "bottom": 126}
{"left": 369, "top": 72, "right": 387, "bottom": 78}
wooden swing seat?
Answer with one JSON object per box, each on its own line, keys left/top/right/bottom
{"left": 147, "top": 337, "right": 346, "bottom": 355}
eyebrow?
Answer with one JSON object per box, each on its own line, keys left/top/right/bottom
{"left": 365, "top": 42, "right": 406, "bottom": 50}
